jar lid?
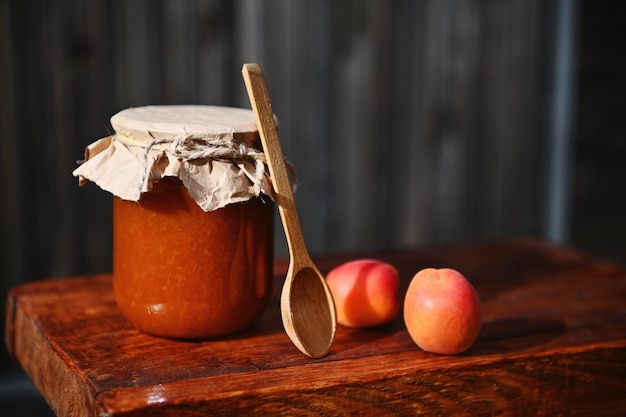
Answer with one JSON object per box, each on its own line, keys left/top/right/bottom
{"left": 111, "top": 105, "right": 262, "bottom": 146}
{"left": 73, "top": 105, "right": 274, "bottom": 211}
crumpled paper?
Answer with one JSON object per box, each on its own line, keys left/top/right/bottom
{"left": 73, "top": 105, "right": 274, "bottom": 211}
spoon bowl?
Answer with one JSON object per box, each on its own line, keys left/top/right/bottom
{"left": 242, "top": 63, "right": 336, "bottom": 358}
{"left": 282, "top": 265, "right": 336, "bottom": 357}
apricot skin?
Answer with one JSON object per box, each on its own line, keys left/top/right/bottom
{"left": 403, "top": 268, "right": 482, "bottom": 355}
{"left": 326, "top": 259, "right": 400, "bottom": 328}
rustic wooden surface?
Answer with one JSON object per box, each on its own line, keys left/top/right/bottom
{"left": 5, "top": 239, "right": 626, "bottom": 416}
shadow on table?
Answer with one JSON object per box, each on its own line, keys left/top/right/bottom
{"left": 472, "top": 317, "right": 567, "bottom": 355}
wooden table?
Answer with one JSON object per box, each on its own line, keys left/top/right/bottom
{"left": 5, "top": 239, "right": 626, "bottom": 416}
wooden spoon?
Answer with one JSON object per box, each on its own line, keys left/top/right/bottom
{"left": 242, "top": 63, "right": 336, "bottom": 358}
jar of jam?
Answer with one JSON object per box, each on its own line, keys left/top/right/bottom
{"left": 74, "top": 105, "right": 275, "bottom": 339}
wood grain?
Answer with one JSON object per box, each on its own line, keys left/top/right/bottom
{"left": 5, "top": 239, "right": 626, "bottom": 416}
{"left": 1, "top": 2, "right": 562, "bottom": 295}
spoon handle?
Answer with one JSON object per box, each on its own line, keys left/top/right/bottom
{"left": 242, "top": 64, "right": 309, "bottom": 263}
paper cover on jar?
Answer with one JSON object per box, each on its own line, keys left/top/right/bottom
{"left": 73, "top": 105, "right": 275, "bottom": 211}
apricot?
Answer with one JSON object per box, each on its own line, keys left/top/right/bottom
{"left": 326, "top": 259, "right": 400, "bottom": 328}
{"left": 404, "top": 268, "right": 482, "bottom": 355}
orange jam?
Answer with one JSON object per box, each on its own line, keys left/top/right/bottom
{"left": 113, "top": 177, "right": 273, "bottom": 339}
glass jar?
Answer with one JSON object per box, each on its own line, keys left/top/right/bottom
{"left": 113, "top": 178, "right": 273, "bottom": 339}
{"left": 74, "top": 105, "right": 275, "bottom": 339}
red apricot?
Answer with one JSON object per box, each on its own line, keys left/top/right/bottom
{"left": 326, "top": 259, "right": 400, "bottom": 328}
{"left": 404, "top": 268, "right": 482, "bottom": 355}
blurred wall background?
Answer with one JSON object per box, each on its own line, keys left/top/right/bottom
{"left": 1, "top": 0, "right": 625, "bottom": 414}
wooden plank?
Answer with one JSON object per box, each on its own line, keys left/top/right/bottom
{"left": 196, "top": 0, "right": 235, "bottom": 104}
{"left": 10, "top": 295, "right": 97, "bottom": 416}
{"left": 5, "top": 239, "right": 626, "bottom": 416}
{"left": 0, "top": 0, "right": 562, "bottom": 282}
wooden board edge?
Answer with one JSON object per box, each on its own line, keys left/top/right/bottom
{"left": 12, "top": 300, "right": 98, "bottom": 417}
{"left": 93, "top": 342, "right": 626, "bottom": 416}
{"left": 91, "top": 327, "right": 626, "bottom": 416}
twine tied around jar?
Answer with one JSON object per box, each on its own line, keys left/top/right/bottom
{"left": 118, "top": 133, "right": 272, "bottom": 200}
{"left": 133, "top": 133, "right": 267, "bottom": 162}
{"left": 73, "top": 105, "right": 295, "bottom": 211}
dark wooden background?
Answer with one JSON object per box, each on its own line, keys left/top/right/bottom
{"left": 1, "top": 0, "right": 625, "bottom": 414}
